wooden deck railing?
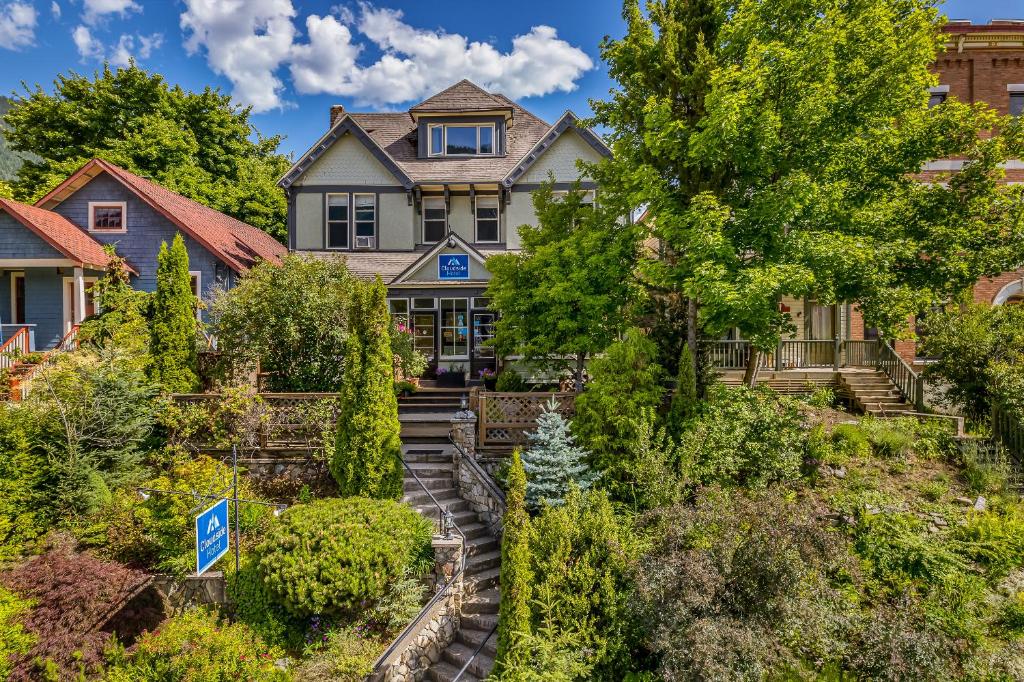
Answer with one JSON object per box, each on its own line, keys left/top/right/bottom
{"left": 877, "top": 340, "right": 925, "bottom": 411}
{"left": 13, "top": 325, "right": 80, "bottom": 400}
{"left": 992, "top": 402, "right": 1024, "bottom": 465}
{"left": 477, "top": 391, "right": 575, "bottom": 449}
{"left": 705, "top": 339, "right": 879, "bottom": 371}
{"left": 0, "top": 326, "right": 31, "bottom": 373}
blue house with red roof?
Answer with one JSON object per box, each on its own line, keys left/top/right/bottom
{"left": 0, "top": 158, "right": 285, "bottom": 351}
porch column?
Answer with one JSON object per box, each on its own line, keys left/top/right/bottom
{"left": 73, "top": 267, "right": 86, "bottom": 324}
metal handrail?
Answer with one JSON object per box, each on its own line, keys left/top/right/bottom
{"left": 453, "top": 622, "right": 499, "bottom": 682}
{"left": 370, "top": 456, "right": 468, "bottom": 675}
{"left": 448, "top": 429, "right": 506, "bottom": 509}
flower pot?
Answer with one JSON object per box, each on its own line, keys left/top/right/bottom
{"left": 483, "top": 377, "right": 497, "bottom": 391}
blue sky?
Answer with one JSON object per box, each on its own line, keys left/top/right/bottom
{"left": 0, "top": 0, "right": 1016, "bottom": 159}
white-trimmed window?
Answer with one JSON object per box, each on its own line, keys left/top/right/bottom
{"left": 474, "top": 196, "right": 499, "bottom": 243}
{"left": 551, "top": 189, "right": 596, "bottom": 205}
{"left": 440, "top": 298, "right": 469, "bottom": 359}
{"left": 353, "top": 193, "right": 376, "bottom": 248}
{"left": 326, "top": 194, "right": 349, "bottom": 249}
{"left": 427, "top": 123, "right": 496, "bottom": 157}
{"left": 412, "top": 297, "right": 437, "bottom": 310}
{"left": 422, "top": 197, "right": 447, "bottom": 243}
{"left": 388, "top": 298, "right": 409, "bottom": 326}
{"left": 189, "top": 271, "right": 202, "bottom": 320}
{"left": 88, "top": 201, "right": 126, "bottom": 232}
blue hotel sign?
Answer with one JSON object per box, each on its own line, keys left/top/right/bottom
{"left": 438, "top": 254, "right": 470, "bottom": 281}
{"left": 195, "top": 498, "right": 230, "bottom": 576}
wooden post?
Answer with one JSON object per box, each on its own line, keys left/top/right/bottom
{"left": 833, "top": 336, "right": 841, "bottom": 371}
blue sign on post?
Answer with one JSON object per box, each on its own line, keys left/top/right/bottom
{"left": 438, "top": 254, "right": 470, "bottom": 280}
{"left": 195, "top": 498, "right": 229, "bottom": 576}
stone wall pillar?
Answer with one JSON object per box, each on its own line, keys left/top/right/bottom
{"left": 432, "top": 535, "right": 464, "bottom": 606}
{"left": 451, "top": 409, "right": 477, "bottom": 458}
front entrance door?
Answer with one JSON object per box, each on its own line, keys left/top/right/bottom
{"left": 471, "top": 312, "right": 497, "bottom": 377}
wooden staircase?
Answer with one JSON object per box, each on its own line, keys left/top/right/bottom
{"left": 399, "top": 395, "right": 500, "bottom": 682}
{"left": 838, "top": 370, "right": 915, "bottom": 417}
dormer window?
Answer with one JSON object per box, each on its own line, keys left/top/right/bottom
{"left": 428, "top": 123, "right": 496, "bottom": 157}
{"left": 88, "top": 201, "right": 126, "bottom": 232}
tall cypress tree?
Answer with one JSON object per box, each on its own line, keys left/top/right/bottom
{"left": 332, "top": 277, "right": 403, "bottom": 499}
{"left": 494, "top": 450, "right": 533, "bottom": 673}
{"left": 148, "top": 233, "right": 198, "bottom": 393}
{"left": 668, "top": 344, "right": 698, "bottom": 434}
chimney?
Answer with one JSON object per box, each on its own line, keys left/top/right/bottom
{"left": 330, "top": 104, "right": 346, "bottom": 127}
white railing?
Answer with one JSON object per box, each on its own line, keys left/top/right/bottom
{"left": 0, "top": 326, "right": 32, "bottom": 373}
{"left": 14, "top": 325, "right": 80, "bottom": 400}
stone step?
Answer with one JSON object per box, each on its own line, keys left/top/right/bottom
{"left": 441, "top": 643, "right": 495, "bottom": 680}
{"left": 464, "top": 536, "right": 499, "bottom": 556}
{"left": 461, "top": 612, "right": 498, "bottom": 631}
{"left": 457, "top": 628, "right": 498, "bottom": 659}
{"left": 402, "top": 490, "right": 462, "bottom": 506}
{"left": 451, "top": 509, "right": 482, "bottom": 527}
{"left": 426, "top": 660, "right": 481, "bottom": 682}
{"left": 403, "top": 477, "right": 455, "bottom": 492}
{"left": 458, "top": 522, "right": 491, "bottom": 541}
{"left": 462, "top": 588, "right": 500, "bottom": 614}
{"left": 465, "top": 550, "right": 501, "bottom": 574}
{"left": 408, "top": 498, "right": 471, "bottom": 516}
{"left": 464, "top": 565, "right": 500, "bottom": 592}
{"left": 404, "top": 464, "right": 455, "bottom": 479}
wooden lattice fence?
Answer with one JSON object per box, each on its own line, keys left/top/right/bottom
{"left": 477, "top": 391, "right": 575, "bottom": 449}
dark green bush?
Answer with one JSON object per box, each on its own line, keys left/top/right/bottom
{"left": 678, "top": 384, "right": 804, "bottom": 487}
{"left": 257, "top": 497, "right": 431, "bottom": 618}
{"left": 495, "top": 370, "right": 528, "bottom": 393}
{"left": 831, "top": 423, "right": 871, "bottom": 460}
{"left": 0, "top": 407, "right": 47, "bottom": 560}
{"left": 103, "top": 608, "right": 288, "bottom": 681}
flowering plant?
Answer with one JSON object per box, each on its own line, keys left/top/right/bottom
{"left": 479, "top": 368, "right": 497, "bottom": 379}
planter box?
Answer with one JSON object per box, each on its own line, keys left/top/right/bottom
{"left": 436, "top": 372, "right": 466, "bottom": 388}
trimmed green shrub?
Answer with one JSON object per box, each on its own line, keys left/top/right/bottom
{"left": 103, "top": 608, "right": 289, "bottom": 681}
{"left": 495, "top": 450, "right": 534, "bottom": 674}
{"left": 495, "top": 370, "right": 528, "bottom": 393}
{"left": 148, "top": 233, "right": 199, "bottom": 393}
{"left": 573, "top": 328, "right": 664, "bottom": 492}
{"left": 678, "top": 384, "right": 804, "bottom": 487}
{"left": 257, "top": 497, "right": 431, "bottom": 618}
{"left": 332, "top": 278, "right": 403, "bottom": 499}
{"left": 0, "top": 586, "right": 35, "bottom": 680}
{"left": 831, "top": 423, "right": 871, "bottom": 460}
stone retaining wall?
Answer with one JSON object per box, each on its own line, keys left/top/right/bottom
{"left": 451, "top": 411, "right": 506, "bottom": 538}
{"left": 152, "top": 572, "right": 227, "bottom": 610}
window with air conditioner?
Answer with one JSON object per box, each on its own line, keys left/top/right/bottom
{"left": 354, "top": 193, "right": 376, "bottom": 248}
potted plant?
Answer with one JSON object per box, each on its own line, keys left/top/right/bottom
{"left": 479, "top": 368, "right": 497, "bottom": 391}
{"left": 436, "top": 365, "right": 466, "bottom": 388}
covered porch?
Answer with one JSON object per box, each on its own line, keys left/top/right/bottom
{"left": 0, "top": 264, "right": 100, "bottom": 351}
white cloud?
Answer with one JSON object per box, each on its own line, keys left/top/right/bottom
{"left": 74, "top": 24, "right": 161, "bottom": 65}
{"left": 82, "top": 0, "right": 139, "bottom": 24}
{"left": 180, "top": 0, "right": 592, "bottom": 113}
{"left": 72, "top": 24, "right": 102, "bottom": 59}
{"left": 293, "top": 5, "right": 593, "bottom": 105}
{"left": 51, "top": 1, "right": 60, "bottom": 20}
{"left": 0, "top": 2, "right": 37, "bottom": 50}
{"left": 180, "top": 0, "right": 297, "bottom": 113}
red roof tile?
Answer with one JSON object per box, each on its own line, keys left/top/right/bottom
{"left": 0, "top": 197, "right": 134, "bottom": 272}
{"left": 37, "top": 159, "right": 286, "bottom": 273}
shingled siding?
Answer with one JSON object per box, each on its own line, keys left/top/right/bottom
{"left": 50, "top": 174, "right": 226, "bottom": 316}
{"left": 0, "top": 213, "right": 65, "bottom": 259}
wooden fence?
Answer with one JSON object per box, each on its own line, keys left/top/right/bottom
{"left": 172, "top": 393, "right": 340, "bottom": 451}
{"left": 477, "top": 391, "right": 575, "bottom": 449}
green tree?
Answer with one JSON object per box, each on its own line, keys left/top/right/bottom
{"left": 591, "top": 0, "right": 1024, "bottom": 385}
{"left": 3, "top": 64, "right": 289, "bottom": 241}
{"left": 495, "top": 450, "right": 534, "bottom": 674}
{"left": 0, "top": 586, "right": 35, "bottom": 680}
{"left": 78, "top": 247, "right": 150, "bottom": 363}
{"left": 331, "top": 277, "right": 403, "bottom": 499}
{"left": 668, "top": 343, "right": 698, "bottom": 432}
{"left": 521, "top": 397, "right": 597, "bottom": 510}
{"left": 486, "top": 182, "right": 640, "bottom": 391}
{"left": 0, "top": 408, "right": 46, "bottom": 560}
{"left": 572, "top": 328, "right": 664, "bottom": 491}
{"left": 210, "top": 255, "right": 357, "bottom": 392}
{"left": 148, "top": 234, "right": 198, "bottom": 393}
{"left": 0, "top": 180, "right": 12, "bottom": 198}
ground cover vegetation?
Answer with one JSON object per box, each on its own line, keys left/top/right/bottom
{"left": 0, "top": 252, "right": 427, "bottom": 678}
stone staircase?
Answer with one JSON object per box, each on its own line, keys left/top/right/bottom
{"left": 838, "top": 370, "right": 915, "bottom": 417}
{"left": 399, "top": 389, "right": 500, "bottom": 682}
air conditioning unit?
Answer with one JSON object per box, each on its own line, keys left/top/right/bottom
{"left": 355, "top": 236, "right": 376, "bottom": 249}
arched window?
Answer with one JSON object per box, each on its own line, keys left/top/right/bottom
{"left": 993, "top": 280, "right": 1024, "bottom": 306}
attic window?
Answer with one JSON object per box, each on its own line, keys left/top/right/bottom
{"left": 88, "top": 202, "right": 126, "bottom": 232}
{"left": 428, "top": 123, "right": 496, "bottom": 157}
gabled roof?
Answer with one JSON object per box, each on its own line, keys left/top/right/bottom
{"left": 279, "top": 115, "right": 415, "bottom": 189}
{"left": 37, "top": 159, "right": 286, "bottom": 274}
{"left": 502, "top": 111, "right": 612, "bottom": 187}
{"left": 391, "top": 232, "right": 491, "bottom": 285}
{"left": 410, "top": 79, "right": 512, "bottom": 115}
{"left": 0, "top": 197, "right": 136, "bottom": 273}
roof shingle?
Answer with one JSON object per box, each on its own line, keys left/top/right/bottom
{"left": 0, "top": 198, "right": 129, "bottom": 271}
